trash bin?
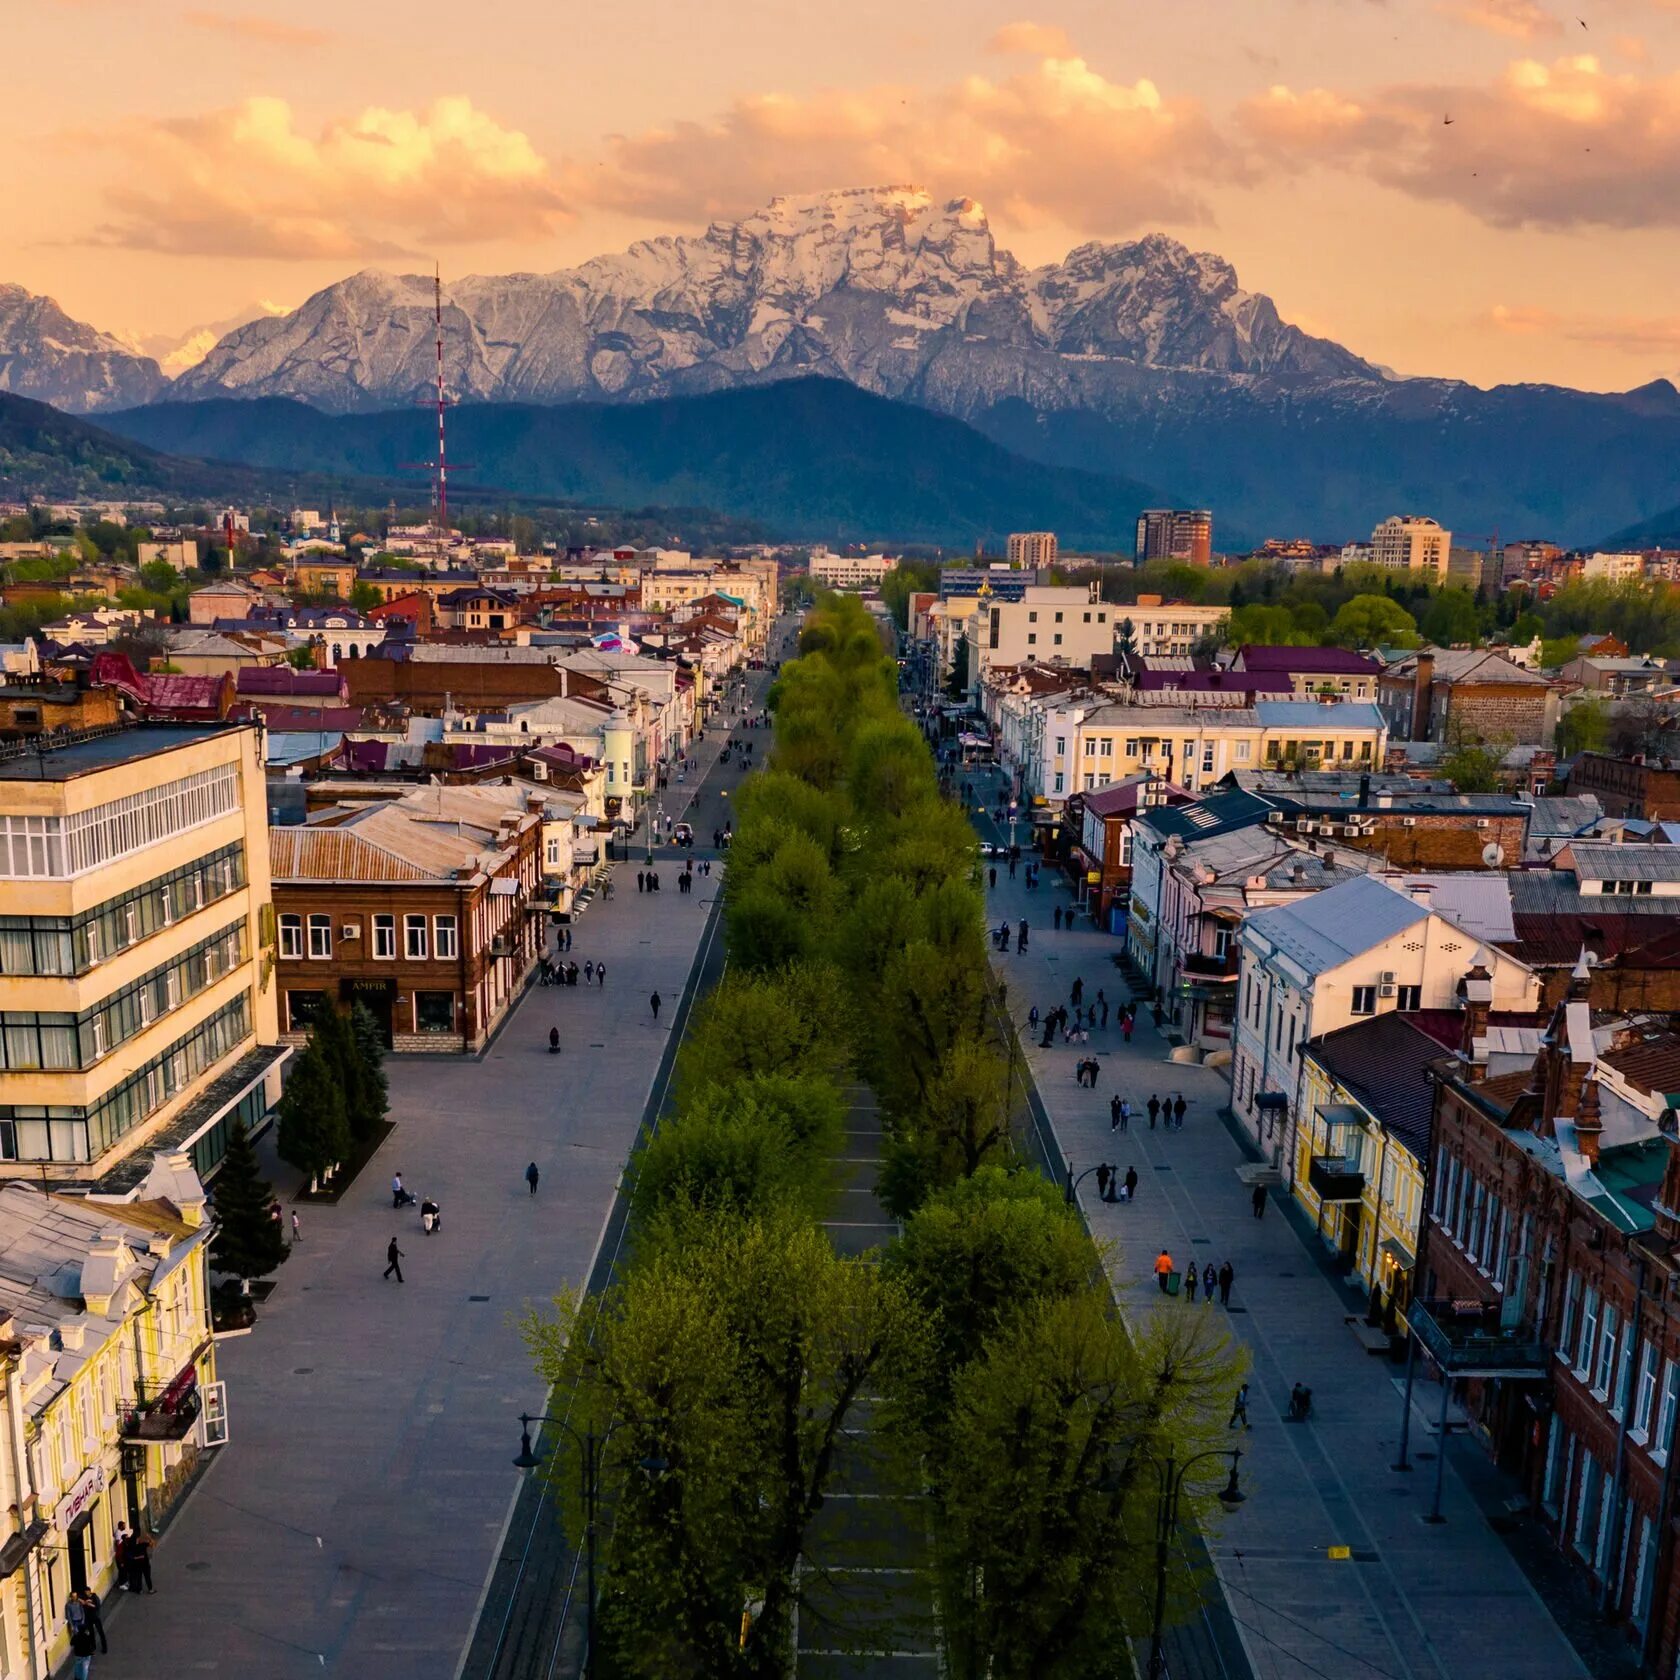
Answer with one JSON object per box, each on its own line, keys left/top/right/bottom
{"left": 1165, "top": 1270, "right": 1182, "bottom": 1296}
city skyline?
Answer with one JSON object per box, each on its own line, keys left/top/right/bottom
{"left": 7, "top": 0, "right": 1680, "bottom": 392}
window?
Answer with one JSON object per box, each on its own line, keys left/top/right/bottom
{"left": 1560, "top": 1274, "right": 1583, "bottom": 1357}
{"left": 1054, "top": 736, "right": 1065, "bottom": 756}
{"left": 1053, "top": 772, "right": 1064, "bottom": 794}
{"left": 1636, "top": 1345, "right": 1663, "bottom": 1440}
{"left": 1351, "top": 986, "right": 1376, "bottom": 1015}
{"left": 1054, "top": 611, "right": 1063, "bottom": 623}
{"left": 1656, "top": 1361, "right": 1680, "bottom": 1463}
{"left": 415, "top": 992, "right": 454, "bottom": 1033}
{"left": 307, "top": 915, "right": 333, "bottom": 960}
{"left": 1027, "top": 611, "right": 1038, "bottom": 623}
{"left": 372, "top": 915, "right": 396, "bottom": 960}
{"left": 1234, "top": 741, "right": 1251, "bottom": 762}
{"left": 1541, "top": 1416, "right": 1567, "bottom": 1516}
{"left": 1397, "top": 985, "right": 1422, "bottom": 1011}
{"left": 287, "top": 990, "right": 326, "bottom": 1032}
{"left": 434, "top": 916, "right": 458, "bottom": 960}
{"left": 404, "top": 915, "right": 428, "bottom": 960}
{"left": 1574, "top": 1450, "right": 1603, "bottom": 1559}
{"left": 1026, "top": 634, "right": 1037, "bottom": 646}
{"left": 1594, "top": 1304, "right": 1620, "bottom": 1398}
{"left": 279, "top": 915, "right": 303, "bottom": 960}
{"left": 1578, "top": 1286, "right": 1600, "bottom": 1376}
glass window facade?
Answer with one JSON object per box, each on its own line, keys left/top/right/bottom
{"left": 0, "top": 844, "right": 245, "bottom": 977}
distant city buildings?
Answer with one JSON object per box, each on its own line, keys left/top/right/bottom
{"left": 807, "top": 550, "right": 896, "bottom": 590}
{"left": 1006, "top": 531, "right": 1058, "bottom": 570}
{"left": 1135, "top": 509, "right": 1213, "bottom": 567}
{"left": 1370, "top": 515, "right": 1451, "bottom": 578}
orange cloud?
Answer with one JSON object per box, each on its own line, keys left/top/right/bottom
{"left": 82, "top": 95, "right": 570, "bottom": 258}
{"left": 1436, "top": 0, "right": 1562, "bottom": 39}
{"left": 987, "top": 21, "right": 1077, "bottom": 58}
{"left": 1492, "top": 302, "right": 1680, "bottom": 352}
{"left": 181, "top": 10, "right": 336, "bottom": 47}
{"left": 568, "top": 48, "right": 1231, "bottom": 234}
{"left": 1242, "top": 55, "right": 1680, "bottom": 230}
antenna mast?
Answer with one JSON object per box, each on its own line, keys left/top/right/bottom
{"left": 432, "top": 265, "right": 449, "bottom": 532}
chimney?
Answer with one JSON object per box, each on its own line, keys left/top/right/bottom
{"left": 1575, "top": 1076, "right": 1604, "bottom": 1166}
{"left": 1358, "top": 772, "right": 1371, "bottom": 807}
{"left": 1411, "top": 652, "right": 1435, "bottom": 743}
{"left": 1653, "top": 1138, "right": 1680, "bottom": 1244}
{"left": 1457, "top": 962, "right": 1494, "bottom": 1070}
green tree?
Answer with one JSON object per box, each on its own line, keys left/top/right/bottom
{"left": 1540, "top": 635, "right": 1580, "bottom": 669}
{"left": 675, "top": 964, "right": 852, "bottom": 1100}
{"left": 878, "top": 1038, "right": 1014, "bottom": 1216}
{"left": 286, "top": 644, "right": 318, "bottom": 671}
{"left": 275, "top": 1038, "right": 350, "bottom": 1190}
{"left": 138, "top": 558, "right": 179, "bottom": 593}
{"left": 208, "top": 1118, "right": 290, "bottom": 1289}
{"left": 349, "top": 581, "right": 383, "bottom": 612}
{"left": 1556, "top": 696, "right": 1611, "bottom": 759}
{"left": 350, "top": 1002, "right": 390, "bottom": 1133}
{"left": 1328, "top": 594, "right": 1420, "bottom": 650}
{"left": 1439, "top": 740, "right": 1506, "bottom": 793}
{"left": 1418, "top": 587, "right": 1480, "bottom": 648}
{"left": 938, "top": 1300, "right": 1246, "bottom": 1680}
{"left": 945, "top": 637, "right": 970, "bottom": 698}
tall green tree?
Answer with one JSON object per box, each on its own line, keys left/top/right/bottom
{"left": 1556, "top": 696, "right": 1611, "bottom": 759}
{"left": 275, "top": 1039, "right": 350, "bottom": 1191}
{"left": 209, "top": 1118, "right": 290, "bottom": 1289}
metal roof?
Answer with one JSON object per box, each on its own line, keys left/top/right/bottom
{"left": 1252, "top": 701, "right": 1388, "bottom": 730}
{"left": 1244, "top": 876, "right": 1429, "bottom": 976}
{"left": 1566, "top": 843, "right": 1680, "bottom": 881}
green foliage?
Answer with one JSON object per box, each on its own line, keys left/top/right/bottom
{"left": 286, "top": 645, "right": 318, "bottom": 670}
{"left": 879, "top": 558, "right": 940, "bottom": 629}
{"left": 1438, "top": 742, "right": 1505, "bottom": 793}
{"left": 1541, "top": 635, "right": 1581, "bottom": 669}
{"left": 1557, "top": 696, "right": 1611, "bottom": 759}
{"left": 1418, "top": 586, "right": 1481, "bottom": 648}
{"left": 1225, "top": 602, "right": 1314, "bottom": 647}
{"left": 309, "top": 1000, "right": 386, "bottom": 1144}
{"left": 1328, "top": 593, "right": 1420, "bottom": 649}
{"left": 674, "top": 965, "right": 852, "bottom": 1100}
{"left": 208, "top": 1118, "right": 289, "bottom": 1285}
{"left": 274, "top": 1039, "right": 350, "bottom": 1187}
{"left": 945, "top": 636, "right": 970, "bottom": 697}
{"left": 349, "top": 581, "right": 382, "bottom": 612}
{"left": 138, "top": 558, "right": 179, "bottom": 593}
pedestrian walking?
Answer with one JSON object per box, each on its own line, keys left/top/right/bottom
{"left": 291, "top": 1209, "right": 301, "bottom": 1245}
{"left": 989, "top": 866, "right": 997, "bottom": 889}
{"left": 384, "top": 1239, "right": 405, "bottom": 1282}
{"left": 1110, "top": 1094, "right": 1122, "bottom": 1131}
{"left": 637, "top": 870, "right": 646, "bottom": 893}
{"left": 1018, "top": 920, "right": 1029, "bottom": 951}
{"left": 1173, "top": 1094, "right": 1187, "bottom": 1128}
{"left": 1122, "top": 1010, "right": 1134, "bottom": 1043}
{"left": 1218, "top": 1260, "right": 1235, "bottom": 1305}
{"left": 585, "top": 960, "right": 595, "bottom": 985}
{"left": 526, "top": 1161, "right": 540, "bottom": 1196}
{"left": 1099, "top": 993, "right": 1110, "bottom": 1028}
{"left": 650, "top": 990, "right": 662, "bottom": 1023}
{"left": 1230, "top": 1383, "right": 1250, "bottom": 1430}
{"left": 1120, "top": 1097, "right": 1131, "bottom": 1129}
{"left": 1252, "top": 1183, "right": 1267, "bottom": 1219}
{"left": 1124, "top": 1165, "right": 1138, "bottom": 1201}
{"left": 1096, "top": 1164, "right": 1112, "bottom": 1198}
{"left": 79, "top": 1590, "right": 107, "bottom": 1654}
{"left": 597, "top": 963, "right": 607, "bottom": 987}
{"left": 1185, "top": 1263, "right": 1200, "bottom": 1302}
{"left": 1147, "top": 1095, "right": 1160, "bottom": 1130}
{"left": 1154, "top": 1249, "right": 1174, "bottom": 1294}
{"left": 1203, "top": 1262, "right": 1217, "bottom": 1303}
{"left": 1071, "top": 977, "right": 1084, "bottom": 1008}
{"left": 1053, "top": 905, "right": 1063, "bottom": 930}
{"left": 69, "top": 1622, "right": 95, "bottom": 1680}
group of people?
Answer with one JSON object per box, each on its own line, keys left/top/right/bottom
{"left": 538, "top": 956, "right": 596, "bottom": 988}
{"left": 63, "top": 1523, "right": 156, "bottom": 1676}
{"left": 1153, "top": 1249, "right": 1239, "bottom": 1307}
{"left": 1111, "top": 1093, "right": 1188, "bottom": 1131}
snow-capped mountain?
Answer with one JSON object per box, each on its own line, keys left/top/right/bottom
{"left": 171, "top": 187, "right": 1374, "bottom": 413}
{"left": 116, "top": 301, "right": 293, "bottom": 379}
{"left": 0, "top": 285, "right": 166, "bottom": 412}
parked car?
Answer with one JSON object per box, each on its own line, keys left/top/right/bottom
{"left": 674, "top": 822, "right": 695, "bottom": 847}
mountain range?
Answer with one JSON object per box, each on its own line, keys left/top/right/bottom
{"left": 7, "top": 185, "right": 1680, "bottom": 543}
{"left": 4, "top": 381, "right": 1162, "bottom": 549}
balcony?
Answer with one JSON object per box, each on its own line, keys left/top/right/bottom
{"left": 1406, "top": 1297, "right": 1548, "bottom": 1378}
{"left": 118, "top": 1370, "right": 201, "bottom": 1438}
{"left": 1308, "top": 1155, "right": 1366, "bottom": 1203}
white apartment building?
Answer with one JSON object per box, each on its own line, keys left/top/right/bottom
{"left": 808, "top": 551, "right": 896, "bottom": 590}
{"left": 1229, "top": 874, "right": 1538, "bottom": 1174}
{"left": 1116, "top": 599, "right": 1230, "bottom": 656}
{"left": 1006, "top": 532, "right": 1059, "bottom": 569}
{"left": 1370, "top": 516, "right": 1452, "bottom": 578}
{"left": 1583, "top": 552, "right": 1646, "bottom": 584}
{"left": 971, "top": 586, "right": 1111, "bottom": 692}
{"left": 1025, "top": 699, "right": 1388, "bottom": 805}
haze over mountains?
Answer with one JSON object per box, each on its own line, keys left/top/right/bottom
{"left": 6, "top": 185, "right": 1680, "bottom": 543}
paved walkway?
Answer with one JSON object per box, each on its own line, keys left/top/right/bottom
{"left": 972, "top": 788, "right": 1589, "bottom": 1680}
{"left": 89, "top": 675, "right": 771, "bottom": 1680}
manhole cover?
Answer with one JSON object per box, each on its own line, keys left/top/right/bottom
{"left": 293, "top": 1367, "right": 314, "bottom": 1375}
{"left": 469, "top": 1294, "right": 490, "bottom": 1302}
{"left": 184, "top": 1561, "right": 211, "bottom": 1573}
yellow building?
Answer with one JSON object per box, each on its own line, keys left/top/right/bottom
{"left": 0, "top": 723, "right": 286, "bottom": 1192}
{"left": 0, "top": 1163, "right": 222, "bottom": 1678}
{"left": 1294, "top": 1012, "right": 1445, "bottom": 1309}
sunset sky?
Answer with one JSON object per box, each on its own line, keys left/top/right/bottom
{"left": 8, "top": 0, "right": 1680, "bottom": 391}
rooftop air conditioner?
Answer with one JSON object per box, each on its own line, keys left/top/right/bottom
{"left": 1401, "top": 817, "right": 1417, "bottom": 828}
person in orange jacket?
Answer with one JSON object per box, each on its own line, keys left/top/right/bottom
{"left": 1154, "top": 1250, "right": 1174, "bottom": 1293}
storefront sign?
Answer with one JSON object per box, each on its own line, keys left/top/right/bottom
{"left": 55, "top": 1464, "right": 104, "bottom": 1533}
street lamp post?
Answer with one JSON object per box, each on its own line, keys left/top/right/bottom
{"left": 1141, "top": 1449, "right": 1247, "bottom": 1680}
{"left": 513, "top": 1413, "right": 668, "bottom": 1676}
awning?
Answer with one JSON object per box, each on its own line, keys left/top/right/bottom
{"left": 573, "top": 841, "right": 600, "bottom": 864}
{"left": 490, "top": 878, "right": 520, "bottom": 897}
{"left": 1380, "top": 1236, "right": 1416, "bottom": 1271}
{"left": 0, "top": 1520, "right": 47, "bottom": 1579}
{"left": 1256, "top": 1091, "right": 1290, "bottom": 1112}
{"left": 1316, "top": 1102, "right": 1368, "bottom": 1129}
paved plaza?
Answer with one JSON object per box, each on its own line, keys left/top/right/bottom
{"left": 89, "top": 687, "right": 765, "bottom": 1680}
{"left": 971, "top": 778, "right": 1591, "bottom": 1680}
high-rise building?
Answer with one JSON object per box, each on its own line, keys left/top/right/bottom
{"left": 0, "top": 722, "right": 283, "bottom": 1191}
{"left": 1501, "top": 539, "right": 1563, "bottom": 587}
{"left": 1135, "top": 510, "right": 1213, "bottom": 567}
{"left": 1370, "top": 515, "right": 1451, "bottom": 578}
{"left": 1007, "top": 532, "right": 1059, "bottom": 569}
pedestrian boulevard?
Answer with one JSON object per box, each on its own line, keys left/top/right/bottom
{"left": 89, "top": 701, "right": 760, "bottom": 1680}
{"left": 982, "top": 848, "right": 1590, "bottom": 1680}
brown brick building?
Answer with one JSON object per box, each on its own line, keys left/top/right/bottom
{"left": 268, "top": 783, "right": 544, "bottom": 1052}
{"left": 1379, "top": 648, "right": 1555, "bottom": 746}
{"left": 1418, "top": 975, "right": 1680, "bottom": 1674}
{"left": 1568, "top": 753, "right": 1680, "bottom": 822}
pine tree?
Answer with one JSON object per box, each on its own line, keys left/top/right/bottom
{"left": 275, "top": 1039, "right": 350, "bottom": 1191}
{"left": 313, "top": 1000, "right": 376, "bottom": 1143}
{"left": 350, "top": 1002, "right": 389, "bottom": 1134}
{"left": 209, "top": 1118, "right": 289, "bottom": 1288}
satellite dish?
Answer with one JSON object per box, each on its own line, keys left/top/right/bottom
{"left": 1482, "top": 841, "right": 1505, "bottom": 868}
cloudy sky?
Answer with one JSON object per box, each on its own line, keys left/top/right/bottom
{"left": 8, "top": 0, "right": 1680, "bottom": 390}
